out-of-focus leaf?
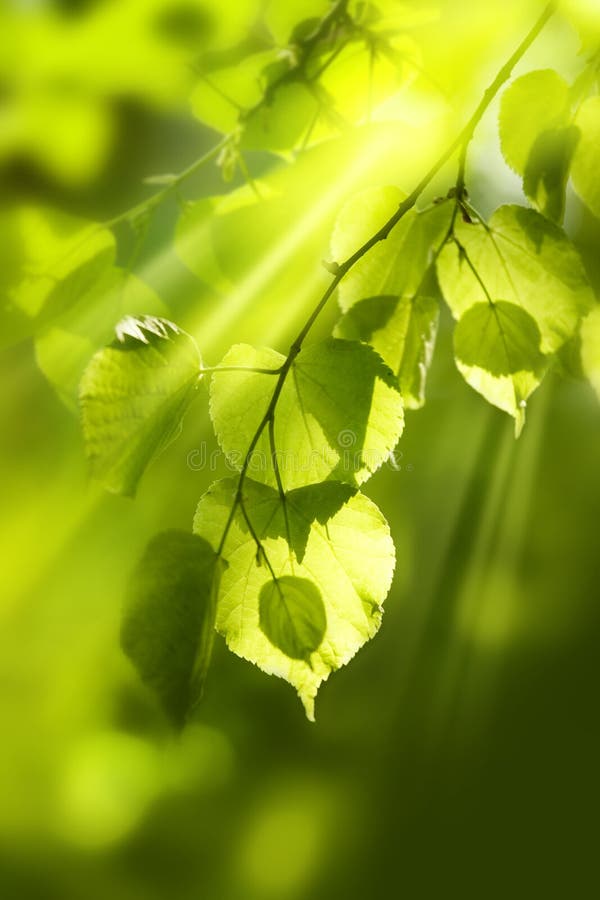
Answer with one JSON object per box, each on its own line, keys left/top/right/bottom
{"left": 240, "top": 80, "right": 320, "bottom": 152}
{"left": 35, "top": 270, "right": 167, "bottom": 409}
{"left": 0, "top": 206, "right": 115, "bottom": 349}
{"left": 313, "top": 33, "right": 421, "bottom": 137}
{"left": 265, "top": 0, "right": 330, "bottom": 44}
{"left": 190, "top": 51, "right": 277, "bottom": 134}
{"left": 121, "top": 530, "right": 220, "bottom": 727}
{"left": 580, "top": 306, "right": 600, "bottom": 400}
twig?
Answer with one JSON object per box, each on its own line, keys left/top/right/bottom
{"left": 216, "top": 1, "right": 557, "bottom": 563}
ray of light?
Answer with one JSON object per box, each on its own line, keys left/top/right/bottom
{"left": 139, "top": 119, "right": 449, "bottom": 359}
{"left": 425, "top": 383, "right": 551, "bottom": 752}
{"left": 2, "top": 110, "right": 450, "bottom": 617}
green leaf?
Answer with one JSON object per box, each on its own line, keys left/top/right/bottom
{"left": 0, "top": 205, "right": 115, "bottom": 349}
{"left": 453, "top": 301, "right": 547, "bottom": 435}
{"left": 80, "top": 315, "right": 201, "bottom": 496}
{"left": 499, "top": 70, "right": 579, "bottom": 222}
{"left": 121, "top": 530, "right": 220, "bottom": 727}
{"left": 499, "top": 69, "right": 571, "bottom": 175}
{"left": 330, "top": 186, "right": 416, "bottom": 312}
{"left": 436, "top": 205, "right": 594, "bottom": 355}
{"left": 259, "top": 576, "right": 327, "bottom": 662}
{"left": 240, "top": 80, "right": 320, "bottom": 152}
{"left": 265, "top": 0, "right": 330, "bottom": 44}
{"left": 35, "top": 269, "right": 166, "bottom": 409}
{"left": 330, "top": 189, "right": 451, "bottom": 406}
{"left": 333, "top": 269, "right": 441, "bottom": 410}
{"left": 571, "top": 95, "right": 600, "bottom": 219}
{"left": 190, "top": 51, "right": 277, "bottom": 135}
{"left": 334, "top": 290, "right": 440, "bottom": 410}
{"left": 313, "top": 33, "right": 420, "bottom": 136}
{"left": 209, "top": 338, "right": 404, "bottom": 490}
{"left": 580, "top": 306, "right": 600, "bottom": 400}
{"left": 174, "top": 196, "right": 230, "bottom": 290}
{"left": 193, "top": 478, "right": 395, "bottom": 719}
{"left": 522, "top": 125, "right": 580, "bottom": 223}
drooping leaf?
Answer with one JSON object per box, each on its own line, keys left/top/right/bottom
{"left": 259, "top": 576, "right": 327, "bottom": 662}
{"left": 580, "top": 306, "right": 600, "bottom": 400}
{"left": 330, "top": 185, "right": 415, "bottom": 311}
{"left": 436, "top": 205, "right": 594, "bottom": 355}
{"left": 330, "top": 189, "right": 451, "bottom": 406}
{"left": 209, "top": 338, "right": 403, "bottom": 491}
{"left": 334, "top": 267, "right": 442, "bottom": 409}
{"left": 0, "top": 205, "right": 115, "bottom": 349}
{"left": 80, "top": 315, "right": 201, "bottom": 496}
{"left": 571, "top": 95, "right": 600, "bottom": 219}
{"left": 522, "top": 125, "right": 580, "bottom": 223}
{"left": 193, "top": 477, "right": 395, "bottom": 719}
{"left": 499, "top": 69, "right": 571, "bottom": 175}
{"left": 499, "top": 70, "right": 578, "bottom": 222}
{"left": 35, "top": 269, "right": 166, "bottom": 409}
{"left": 453, "top": 300, "right": 547, "bottom": 435}
{"left": 121, "top": 530, "right": 220, "bottom": 727}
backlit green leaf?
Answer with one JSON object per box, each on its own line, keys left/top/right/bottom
{"left": 499, "top": 70, "right": 578, "bottom": 221}
{"left": 436, "top": 205, "right": 593, "bottom": 354}
{"left": 330, "top": 189, "right": 451, "bottom": 406}
{"left": 331, "top": 185, "right": 415, "bottom": 312}
{"left": 571, "top": 95, "right": 600, "bottom": 219}
{"left": 80, "top": 315, "right": 201, "bottom": 496}
{"left": 499, "top": 69, "right": 571, "bottom": 175}
{"left": 522, "top": 125, "right": 580, "bottom": 223}
{"left": 209, "top": 338, "right": 404, "bottom": 490}
{"left": 454, "top": 300, "right": 547, "bottom": 435}
{"left": 193, "top": 478, "right": 395, "bottom": 718}
{"left": 334, "top": 289, "right": 440, "bottom": 410}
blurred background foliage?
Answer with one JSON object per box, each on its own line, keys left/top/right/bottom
{"left": 1, "top": 0, "right": 600, "bottom": 896}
